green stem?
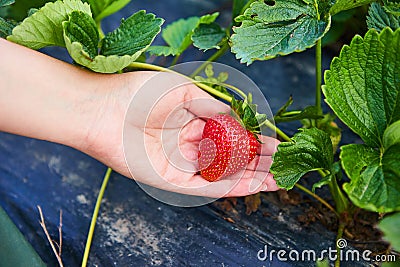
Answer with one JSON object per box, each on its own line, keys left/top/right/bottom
{"left": 220, "top": 82, "right": 247, "bottom": 99}
{"left": 128, "top": 62, "right": 170, "bottom": 72}
{"left": 317, "top": 168, "right": 349, "bottom": 214}
{"left": 295, "top": 183, "right": 339, "bottom": 218}
{"left": 97, "top": 22, "right": 105, "bottom": 39}
{"left": 315, "top": 38, "right": 322, "bottom": 115}
{"left": 81, "top": 167, "right": 112, "bottom": 267}
{"left": 280, "top": 110, "right": 302, "bottom": 116}
{"left": 128, "top": 62, "right": 232, "bottom": 102}
{"left": 171, "top": 54, "right": 180, "bottom": 66}
{"left": 327, "top": 174, "right": 349, "bottom": 214}
{"left": 335, "top": 222, "right": 346, "bottom": 267}
{"left": 190, "top": 42, "right": 229, "bottom": 78}
{"left": 263, "top": 120, "right": 291, "bottom": 142}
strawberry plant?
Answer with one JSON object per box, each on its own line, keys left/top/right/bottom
{"left": 1, "top": 0, "right": 399, "bottom": 266}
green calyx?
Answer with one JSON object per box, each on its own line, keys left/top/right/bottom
{"left": 193, "top": 63, "right": 267, "bottom": 140}
{"left": 230, "top": 94, "right": 267, "bottom": 142}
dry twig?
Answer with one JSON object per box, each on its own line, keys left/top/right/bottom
{"left": 37, "top": 206, "right": 64, "bottom": 267}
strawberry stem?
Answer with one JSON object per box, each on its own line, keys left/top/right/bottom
{"left": 190, "top": 42, "right": 230, "bottom": 78}
{"left": 128, "top": 62, "right": 233, "bottom": 102}
{"left": 219, "top": 82, "right": 247, "bottom": 99}
{"left": 262, "top": 120, "right": 291, "bottom": 142}
{"left": 295, "top": 184, "right": 339, "bottom": 217}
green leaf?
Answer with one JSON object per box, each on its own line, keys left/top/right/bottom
{"left": 383, "top": 120, "right": 400, "bottom": 149}
{"left": 270, "top": 128, "right": 334, "bottom": 190}
{"left": 0, "top": 0, "right": 14, "bottom": 7}
{"left": 64, "top": 37, "right": 138, "bottom": 73}
{"left": 0, "top": 16, "right": 14, "bottom": 38}
{"left": 217, "top": 71, "right": 229, "bottom": 82}
{"left": 101, "top": 10, "right": 163, "bottom": 56}
{"left": 146, "top": 46, "right": 179, "bottom": 57}
{"left": 341, "top": 144, "right": 400, "bottom": 212}
{"left": 367, "top": 2, "right": 400, "bottom": 31}
{"left": 194, "top": 64, "right": 230, "bottom": 96}
{"left": 0, "top": 206, "right": 46, "bottom": 267}
{"left": 4, "top": 0, "right": 55, "bottom": 22}
{"left": 330, "top": 29, "right": 400, "bottom": 213}
{"left": 147, "top": 12, "right": 218, "bottom": 56}
{"left": 147, "top": 17, "right": 197, "bottom": 56}
{"left": 383, "top": 0, "right": 400, "bottom": 16}
{"left": 163, "top": 16, "right": 199, "bottom": 51}
{"left": 378, "top": 212, "right": 400, "bottom": 251}
{"left": 230, "top": 0, "right": 331, "bottom": 65}
{"left": 323, "top": 28, "right": 400, "bottom": 148}
{"left": 63, "top": 10, "right": 162, "bottom": 73}
{"left": 7, "top": 0, "right": 91, "bottom": 49}
{"left": 330, "top": 0, "right": 374, "bottom": 16}
{"left": 205, "top": 63, "right": 214, "bottom": 77}
{"left": 199, "top": 12, "right": 219, "bottom": 24}
{"left": 192, "top": 22, "right": 226, "bottom": 51}
{"left": 83, "top": 0, "right": 131, "bottom": 22}
{"left": 63, "top": 10, "right": 98, "bottom": 59}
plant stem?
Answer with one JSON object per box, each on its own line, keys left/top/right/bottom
{"left": 327, "top": 175, "right": 349, "bottom": 214}
{"left": 128, "top": 62, "right": 232, "bottom": 101}
{"left": 295, "top": 184, "right": 339, "bottom": 218}
{"left": 171, "top": 54, "right": 180, "bottom": 66}
{"left": 38, "top": 206, "right": 64, "bottom": 267}
{"left": 190, "top": 42, "right": 229, "bottom": 77}
{"left": 220, "top": 82, "right": 247, "bottom": 99}
{"left": 279, "top": 110, "right": 302, "bottom": 116}
{"left": 315, "top": 38, "right": 322, "bottom": 115}
{"left": 97, "top": 22, "right": 105, "bottom": 39}
{"left": 335, "top": 222, "right": 346, "bottom": 267}
{"left": 317, "top": 168, "right": 349, "bottom": 214}
{"left": 81, "top": 167, "right": 112, "bottom": 267}
{"left": 128, "top": 62, "right": 170, "bottom": 72}
{"left": 263, "top": 120, "right": 291, "bottom": 142}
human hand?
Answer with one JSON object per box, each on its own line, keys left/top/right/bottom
{"left": 0, "top": 40, "right": 279, "bottom": 198}
{"left": 85, "top": 71, "right": 280, "bottom": 198}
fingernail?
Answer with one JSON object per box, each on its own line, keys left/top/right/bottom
{"left": 261, "top": 184, "right": 268, "bottom": 191}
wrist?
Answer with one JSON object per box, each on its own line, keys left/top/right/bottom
{"left": 77, "top": 71, "right": 157, "bottom": 175}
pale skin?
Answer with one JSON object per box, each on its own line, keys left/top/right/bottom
{"left": 0, "top": 38, "right": 280, "bottom": 197}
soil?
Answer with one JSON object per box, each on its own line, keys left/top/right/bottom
{"left": 211, "top": 183, "right": 399, "bottom": 264}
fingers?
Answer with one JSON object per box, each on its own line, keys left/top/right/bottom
{"left": 189, "top": 167, "right": 279, "bottom": 198}
{"left": 149, "top": 168, "right": 279, "bottom": 199}
{"left": 215, "top": 172, "right": 280, "bottom": 198}
{"left": 179, "top": 117, "right": 205, "bottom": 143}
{"left": 257, "top": 135, "right": 281, "bottom": 155}
{"left": 245, "top": 154, "right": 273, "bottom": 171}
{"left": 183, "top": 84, "right": 230, "bottom": 118}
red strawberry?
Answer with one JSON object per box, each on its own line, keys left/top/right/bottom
{"left": 198, "top": 113, "right": 261, "bottom": 182}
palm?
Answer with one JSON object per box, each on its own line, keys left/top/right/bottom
{"left": 91, "top": 72, "right": 280, "bottom": 198}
